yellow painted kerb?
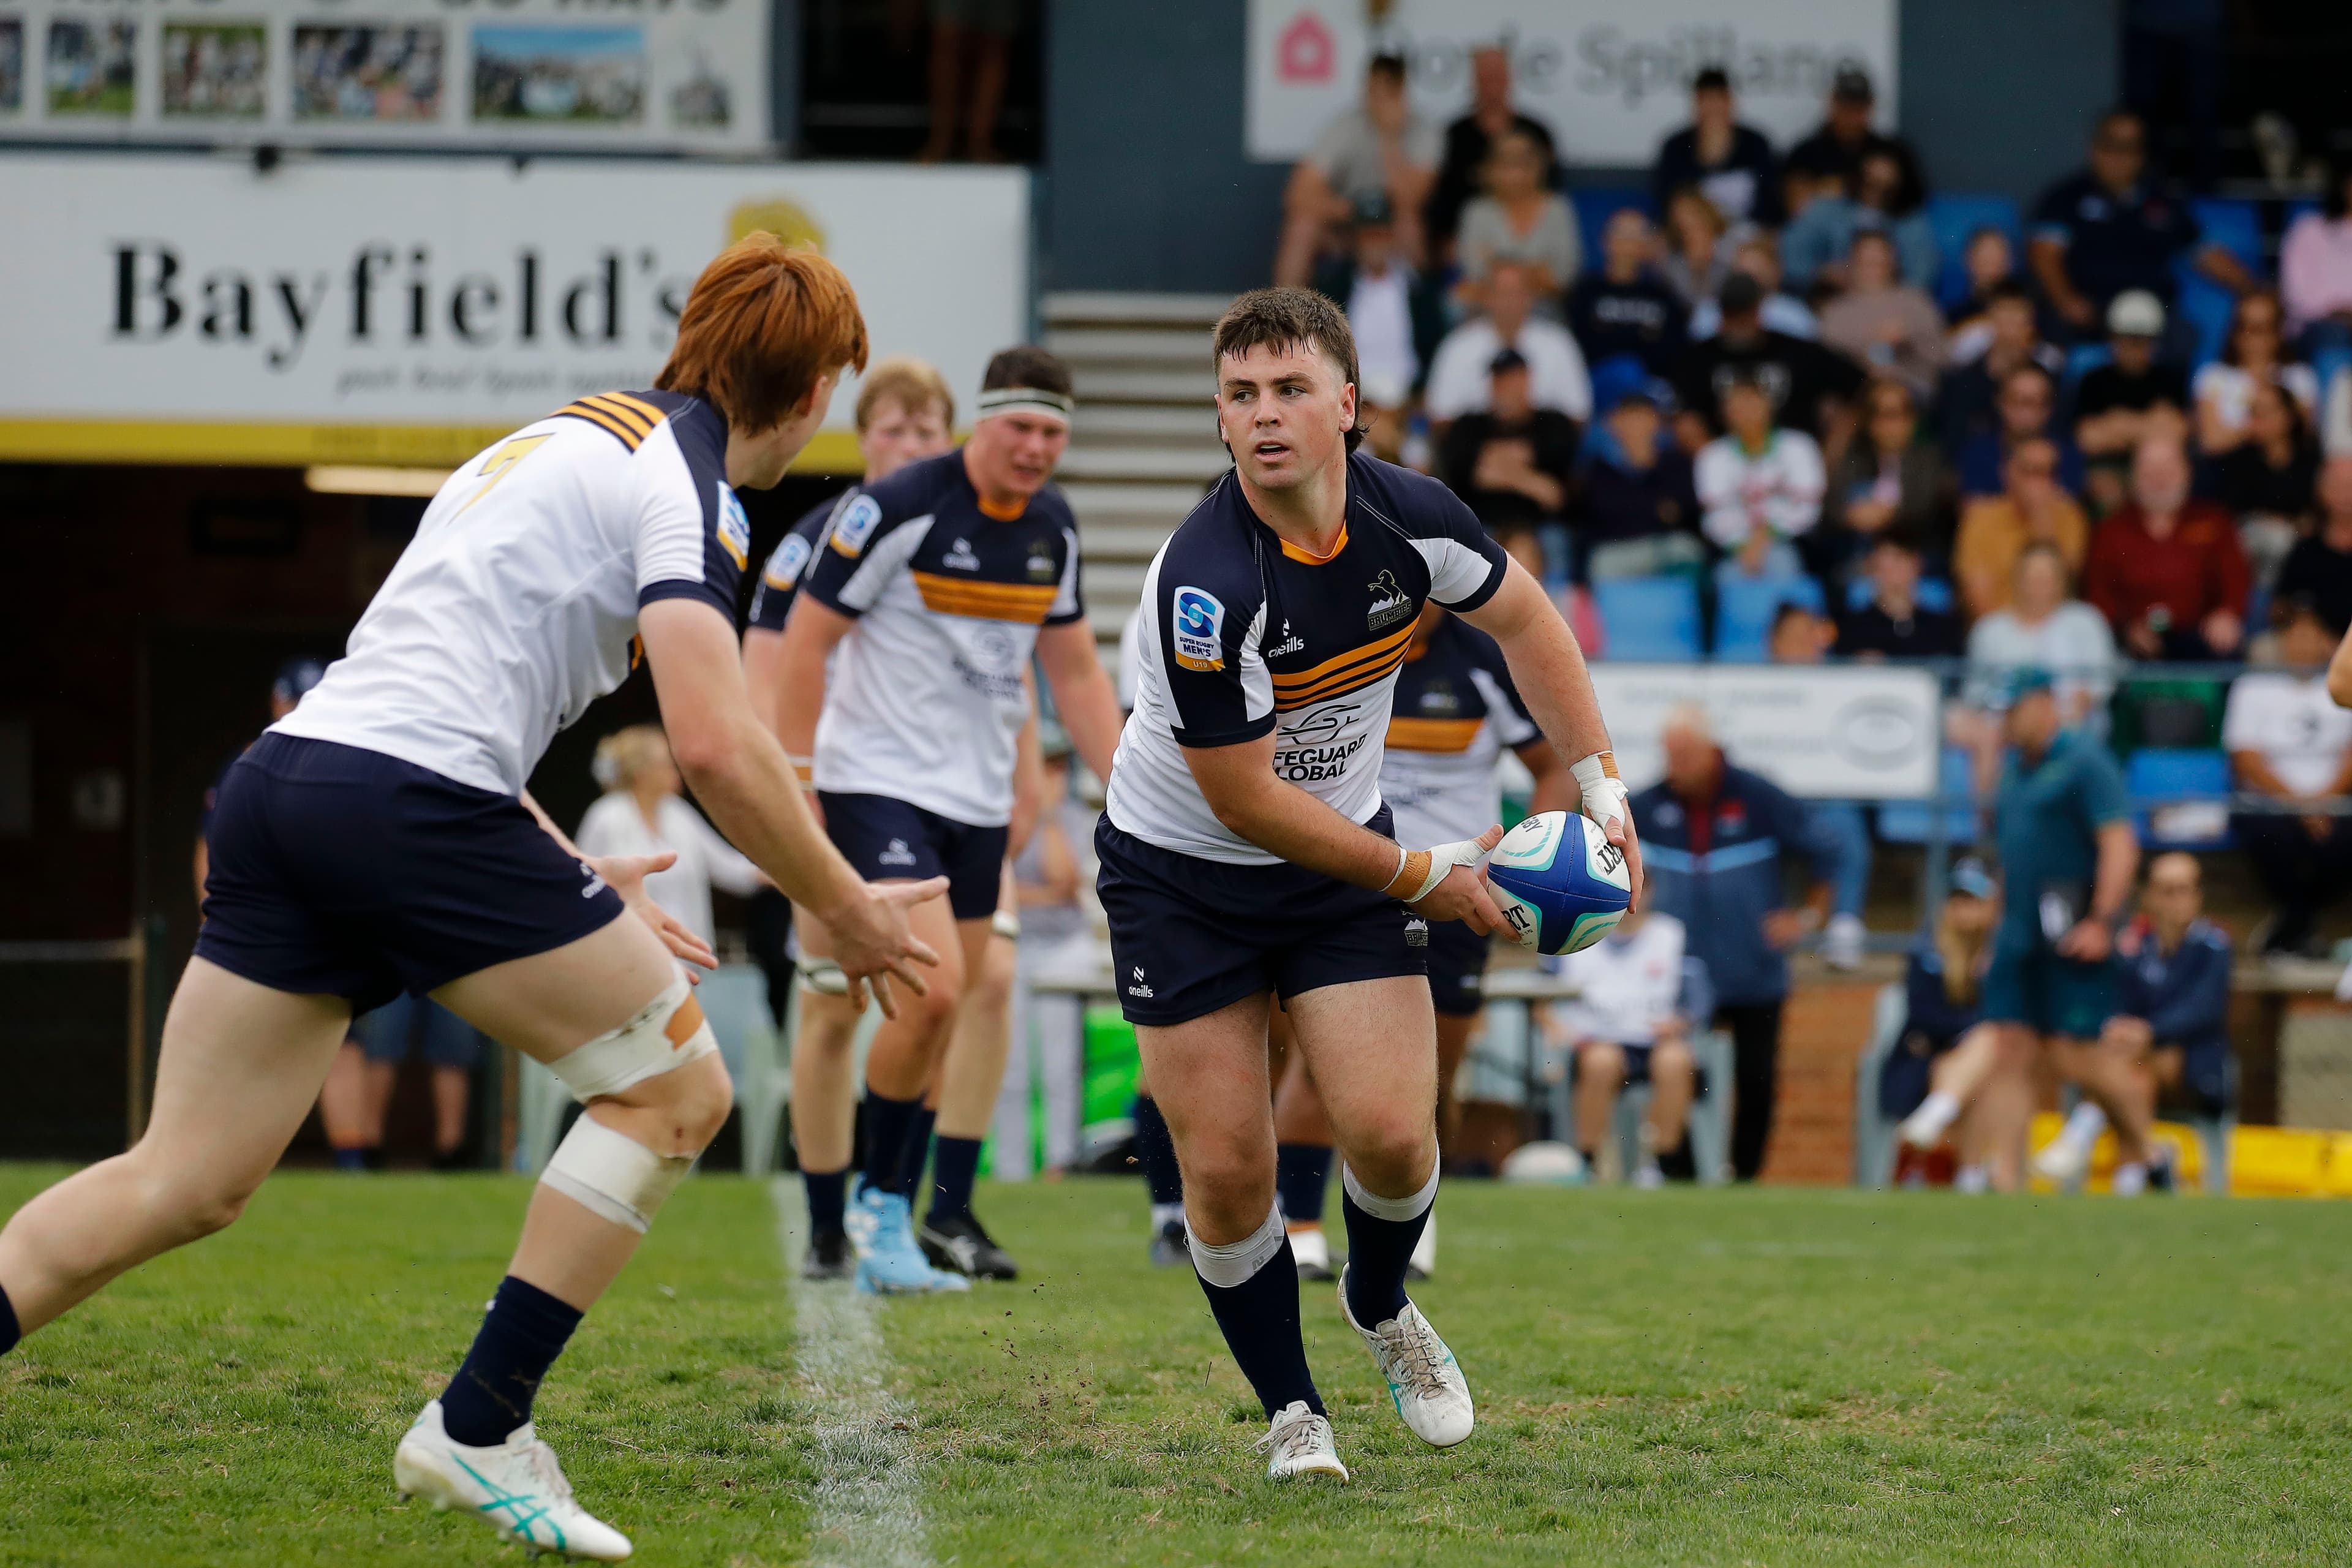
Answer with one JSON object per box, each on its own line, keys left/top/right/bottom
{"left": 0, "top": 420, "right": 869, "bottom": 474}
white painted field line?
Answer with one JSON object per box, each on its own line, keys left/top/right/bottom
{"left": 771, "top": 1178, "right": 932, "bottom": 1568}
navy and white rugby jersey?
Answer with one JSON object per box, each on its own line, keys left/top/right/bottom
{"left": 798, "top": 448, "right": 1085, "bottom": 827}
{"left": 275, "top": 389, "right": 743, "bottom": 797}
{"left": 1106, "top": 451, "right": 1510, "bottom": 864}
{"left": 1381, "top": 614, "right": 1542, "bottom": 848}
{"left": 746, "top": 491, "right": 852, "bottom": 632}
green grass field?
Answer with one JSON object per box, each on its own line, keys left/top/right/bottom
{"left": 6, "top": 1167, "right": 2352, "bottom": 1566}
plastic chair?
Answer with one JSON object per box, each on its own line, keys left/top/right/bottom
{"left": 1592, "top": 575, "right": 1701, "bottom": 661}
{"left": 2062, "top": 342, "right": 2114, "bottom": 393}
{"left": 1877, "top": 745, "right": 1978, "bottom": 845}
{"left": 2127, "top": 747, "right": 2233, "bottom": 849}
{"left": 1925, "top": 194, "right": 2023, "bottom": 311}
{"left": 1608, "top": 1028, "right": 1734, "bottom": 1185}
{"left": 1711, "top": 573, "right": 1823, "bottom": 662}
{"left": 1842, "top": 576, "right": 1954, "bottom": 614}
{"left": 1850, "top": 984, "right": 1909, "bottom": 1188}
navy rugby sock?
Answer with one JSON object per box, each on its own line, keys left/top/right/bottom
{"left": 927, "top": 1136, "right": 984, "bottom": 1225}
{"left": 1339, "top": 1162, "right": 1438, "bottom": 1327}
{"left": 802, "top": 1167, "right": 849, "bottom": 1238}
{"left": 1275, "top": 1143, "right": 1334, "bottom": 1226}
{"left": 859, "top": 1091, "right": 921, "bottom": 1197}
{"left": 0, "top": 1281, "right": 20, "bottom": 1356}
{"left": 1191, "top": 1207, "right": 1323, "bottom": 1419}
{"left": 895, "top": 1107, "right": 938, "bottom": 1200}
{"left": 440, "top": 1276, "right": 582, "bottom": 1447}
{"left": 1133, "top": 1096, "right": 1183, "bottom": 1207}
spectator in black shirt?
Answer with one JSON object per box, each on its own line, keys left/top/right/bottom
{"left": 1567, "top": 208, "right": 1689, "bottom": 377}
{"left": 2028, "top": 108, "right": 2252, "bottom": 341}
{"left": 2073, "top": 288, "right": 2190, "bottom": 513}
{"left": 2272, "top": 457, "right": 2352, "bottom": 633}
{"left": 1575, "top": 383, "right": 1702, "bottom": 581}
{"left": 2214, "top": 380, "right": 2319, "bottom": 529}
{"left": 1651, "top": 67, "right": 1782, "bottom": 229}
{"left": 1782, "top": 67, "right": 1926, "bottom": 210}
{"left": 1425, "top": 45, "right": 1560, "bottom": 266}
{"left": 1837, "top": 532, "right": 1964, "bottom": 660}
{"left": 1672, "top": 272, "right": 1864, "bottom": 452}
{"left": 1938, "top": 281, "right": 2067, "bottom": 461}
{"left": 1441, "top": 347, "right": 1580, "bottom": 576}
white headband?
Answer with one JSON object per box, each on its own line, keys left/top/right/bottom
{"left": 974, "top": 386, "right": 1074, "bottom": 424}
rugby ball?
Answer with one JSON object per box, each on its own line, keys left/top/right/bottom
{"left": 1485, "top": 810, "right": 1632, "bottom": 956}
{"left": 1500, "top": 1140, "right": 1589, "bottom": 1186}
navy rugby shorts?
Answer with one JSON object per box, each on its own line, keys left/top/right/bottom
{"left": 1423, "top": 917, "right": 1491, "bottom": 1018}
{"left": 820, "top": 791, "right": 1009, "bottom": 922}
{"left": 1093, "top": 806, "right": 1427, "bottom": 1028}
{"left": 195, "top": 734, "right": 624, "bottom": 1012}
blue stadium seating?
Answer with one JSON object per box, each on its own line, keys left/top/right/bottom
{"left": 1592, "top": 575, "right": 1700, "bottom": 661}
{"left": 2174, "top": 197, "right": 2266, "bottom": 369}
{"left": 1842, "top": 576, "right": 1955, "bottom": 614}
{"left": 1925, "top": 194, "right": 2022, "bottom": 312}
{"left": 1878, "top": 745, "right": 1980, "bottom": 846}
{"left": 1711, "top": 574, "right": 1823, "bottom": 662}
{"left": 2127, "top": 747, "right": 2234, "bottom": 849}
{"left": 2061, "top": 342, "right": 2114, "bottom": 392}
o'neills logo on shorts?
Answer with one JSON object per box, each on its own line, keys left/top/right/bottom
{"left": 1366, "top": 570, "right": 1412, "bottom": 630}
{"left": 1170, "top": 586, "right": 1224, "bottom": 671}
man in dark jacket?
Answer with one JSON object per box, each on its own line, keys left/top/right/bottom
{"left": 1651, "top": 67, "right": 1782, "bottom": 228}
{"left": 1575, "top": 385, "right": 1700, "bottom": 581}
{"left": 1631, "top": 704, "right": 1843, "bottom": 1180}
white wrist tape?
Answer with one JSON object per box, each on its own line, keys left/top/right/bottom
{"left": 1399, "top": 837, "right": 1493, "bottom": 905}
{"left": 541, "top": 1113, "right": 693, "bottom": 1234}
{"left": 545, "top": 973, "right": 718, "bottom": 1102}
{"left": 1571, "top": 750, "right": 1632, "bottom": 834}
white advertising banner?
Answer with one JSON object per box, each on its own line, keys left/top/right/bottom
{"left": 0, "top": 0, "right": 769, "bottom": 151}
{"left": 0, "top": 155, "right": 1030, "bottom": 469}
{"left": 1589, "top": 664, "right": 1939, "bottom": 801}
{"left": 1247, "top": 0, "right": 1898, "bottom": 167}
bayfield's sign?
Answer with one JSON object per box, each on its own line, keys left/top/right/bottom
{"left": 1247, "top": 0, "right": 1898, "bottom": 168}
{"left": 0, "top": 0, "right": 770, "bottom": 151}
{"left": 1589, "top": 664, "right": 1939, "bottom": 801}
{"left": 0, "top": 156, "right": 1031, "bottom": 469}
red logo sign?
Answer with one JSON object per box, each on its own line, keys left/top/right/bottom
{"left": 1277, "top": 10, "right": 1335, "bottom": 84}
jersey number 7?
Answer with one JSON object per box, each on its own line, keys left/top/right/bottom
{"left": 458, "top": 434, "right": 554, "bottom": 516}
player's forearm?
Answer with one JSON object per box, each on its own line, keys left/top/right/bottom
{"left": 1210, "top": 774, "right": 1412, "bottom": 891}
{"left": 1040, "top": 630, "right": 1124, "bottom": 785}
{"left": 1473, "top": 576, "right": 1613, "bottom": 767}
{"left": 2090, "top": 824, "right": 2139, "bottom": 924}
{"left": 740, "top": 627, "right": 796, "bottom": 750}
{"left": 674, "top": 717, "right": 861, "bottom": 920}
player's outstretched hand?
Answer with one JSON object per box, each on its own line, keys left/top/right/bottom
{"left": 592, "top": 851, "right": 719, "bottom": 978}
{"left": 830, "top": 876, "right": 949, "bottom": 1018}
{"left": 1407, "top": 825, "right": 1506, "bottom": 935}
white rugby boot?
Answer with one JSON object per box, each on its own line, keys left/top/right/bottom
{"left": 1254, "top": 1400, "right": 1349, "bottom": 1482}
{"left": 394, "top": 1399, "right": 632, "bottom": 1561}
{"left": 1289, "top": 1225, "right": 1336, "bottom": 1281}
{"left": 1406, "top": 1214, "right": 1436, "bottom": 1280}
{"left": 1338, "top": 1271, "right": 1475, "bottom": 1448}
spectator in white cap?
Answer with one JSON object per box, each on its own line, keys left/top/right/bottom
{"left": 2074, "top": 288, "right": 2190, "bottom": 514}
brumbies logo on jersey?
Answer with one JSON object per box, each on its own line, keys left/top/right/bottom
{"left": 1171, "top": 587, "right": 1224, "bottom": 672}
{"left": 1366, "top": 570, "right": 1413, "bottom": 630}
{"left": 831, "top": 494, "right": 884, "bottom": 557}
{"left": 716, "top": 483, "right": 751, "bottom": 570}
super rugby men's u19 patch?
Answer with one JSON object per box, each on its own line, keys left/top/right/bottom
{"left": 830, "top": 494, "right": 883, "bottom": 557}
{"left": 716, "top": 483, "right": 751, "bottom": 569}
{"left": 1170, "top": 586, "right": 1224, "bottom": 671}
{"left": 764, "top": 532, "right": 813, "bottom": 590}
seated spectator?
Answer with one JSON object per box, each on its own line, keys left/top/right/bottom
{"left": 2028, "top": 108, "right": 2253, "bottom": 343}
{"left": 1651, "top": 67, "right": 1782, "bottom": 228}
{"left": 576, "top": 725, "right": 765, "bottom": 952}
{"left": 1938, "top": 282, "right": 2066, "bottom": 460}
{"left": 1687, "top": 231, "right": 1819, "bottom": 342}
{"left": 1695, "top": 369, "right": 1824, "bottom": 582}
{"left": 1961, "top": 545, "right": 2120, "bottom": 789}
{"left": 2274, "top": 456, "right": 2352, "bottom": 631}
{"left": 1455, "top": 127, "right": 1580, "bottom": 307}
{"left": 1673, "top": 273, "right": 1865, "bottom": 451}
{"left": 1769, "top": 603, "right": 1870, "bottom": 967}
{"left": 1782, "top": 147, "right": 1939, "bottom": 295}
{"left": 1838, "top": 532, "right": 1964, "bottom": 660}
{"left": 1357, "top": 370, "right": 1422, "bottom": 471}
{"left": 1947, "top": 228, "right": 2026, "bottom": 363}
{"left": 1423, "top": 261, "right": 1592, "bottom": 427}
{"left": 2224, "top": 597, "right": 2352, "bottom": 957}
{"left": 1887, "top": 859, "right": 2011, "bottom": 1188}
{"left": 1424, "top": 44, "right": 1560, "bottom": 267}
{"left": 2193, "top": 288, "right": 2321, "bottom": 458}
{"left": 1958, "top": 363, "right": 2082, "bottom": 498}
{"left": 1276, "top": 53, "right": 1438, "bottom": 287}
{"left": 2217, "top": 382, "right": 2321, "bottom": 576}
{"left": 1574, "top": 384, "right": 1703, "bottom": 582}
{"left": 1439, "top": 347, "right": 1579, "bottom": 576}
{"left": 1783, "top": 66, "right": 1923, "bottom": 206}
{"left": 2279, "top": 159, "right": 2352, "bottom": 356}
{"left": 1311, "top": 194, "right": 1447, "bottom": 401}
{"left": 1552, "top": 904, "right": 1706, "bottom": 1188}
{"left": 1659, "top": 186, "right": 1733, "bottom": 309}
{"left": 1822, "top": 378, "right": 1952, "bottom": 590}
{"left": 2085, "top": 437, "right": 2250, "bottom": 658}
{"left": 1569, "top": 209, "right": 1689, "bottom": 377}
{"left": 2073, "top": 290, "right": 2191, "bottom": 514}
{"left": 1953, "top": 437, "right": 2091, "bottom": 618}
{"left": 1819, "top": 230, "right": 1947, "bottom": 401}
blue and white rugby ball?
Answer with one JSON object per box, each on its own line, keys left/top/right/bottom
{"left": 1485, "top": 810, "right": 1632, "bottom": 956}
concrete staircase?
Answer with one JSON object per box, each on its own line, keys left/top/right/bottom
{"left": 1043, "top": 292, "right": 1233, "bottom": 660}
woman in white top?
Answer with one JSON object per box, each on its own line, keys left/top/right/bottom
{"left": 2193, "top": 288, "right": 2320, "bottom": 457}
{"left": 1957, "top": 541, "right": 2119, "bottom": 797}
{"left": 1454, "top": 128, "right": 1580, "bottom": 307}
{"left": 576, "top": 725, "right": 765, "bottom": 951}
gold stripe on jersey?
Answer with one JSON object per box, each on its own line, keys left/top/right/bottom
{"left": 1270, "top": 622, "right": 1415, "bottom": 709}
{"left": 596, "top": 391, "right": 668, "bottom": 430}
{"left": 911, "top": 572, "right": 1063, "bottom": 623}
{"left": 1275, "top": 642, "right": 1412, "bottom": 709}
{"left": 1385, "top": 716, "right": 1483, "bottom": 753}
{"left": 555, "top": 401, "right": 647, "bottom": 450}
{"left": 577, "top": 394, "right": 655, "bottom": 440}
